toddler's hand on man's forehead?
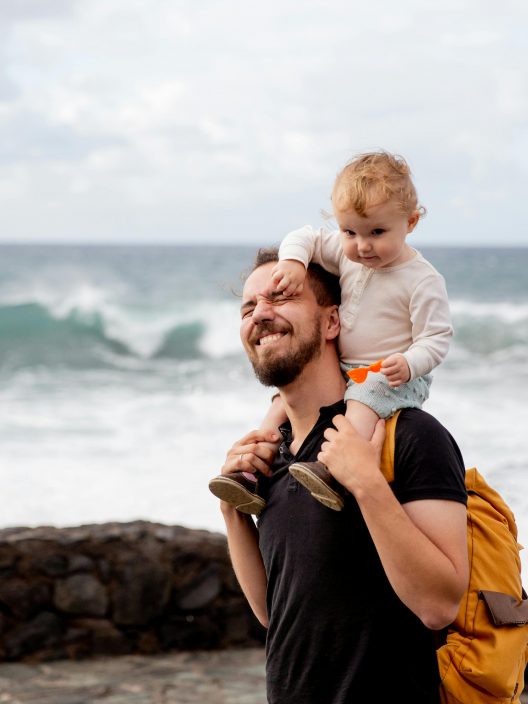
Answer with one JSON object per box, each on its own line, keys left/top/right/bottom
{"left": 270, "top": 260, "right": 306, "bottom": 298}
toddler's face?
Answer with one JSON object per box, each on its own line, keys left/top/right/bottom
{"left": 334, "top": 199, "right": 419, "bottom": 269}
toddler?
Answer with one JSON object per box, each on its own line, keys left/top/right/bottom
{"left": 209, "top": 151, "right": 453, "bottom": 513}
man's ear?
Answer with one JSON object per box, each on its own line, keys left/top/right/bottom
{"left": 325, "top": 305, "right": 340, "bottom": 341}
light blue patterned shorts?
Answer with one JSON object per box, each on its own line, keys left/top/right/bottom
{"left": 341, "top": 363, "right": 432, "bottom": 419}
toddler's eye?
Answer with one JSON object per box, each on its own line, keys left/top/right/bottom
{"left": 372, "top": 229, "right": 385, "bottom": 236}
{"left": 342, "top": 229, "right": 356, "bottom": 237}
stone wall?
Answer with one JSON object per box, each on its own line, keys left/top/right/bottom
{"left": 0, "top": 521, "right": 265, "bottom": 662}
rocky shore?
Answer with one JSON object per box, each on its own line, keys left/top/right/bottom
{"left": 0, "top": 521, "right": 265, "bottom": 662}
{"left": 0, "top": 521, "right": 526, "bottom": 703}
{"left": 0, "top": 521, "right": 269, "bottom": 702}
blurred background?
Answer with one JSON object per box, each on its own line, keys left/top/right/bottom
{"left": 0, "top": 0, "right": 527, "bottom": 576}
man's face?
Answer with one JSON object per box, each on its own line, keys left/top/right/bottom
{"left": 240, "top": 262, "right": 323, "bottom": 387}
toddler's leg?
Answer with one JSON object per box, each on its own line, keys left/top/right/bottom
{"left": 257, "top": 393, "right": 286, "bottom": 460}
{"left": 344, "top": 400, "right": 380, "bottom": 441}
{"left": 289, "top": 373, "right": 432, "bottom": 512}
{"left": 288, "top": 393, "right": 346, "bottom": 511}
{"left": 288, "top": 376, "right": 382, "bottom": 512}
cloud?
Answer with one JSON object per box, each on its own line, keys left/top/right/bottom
{"left": 0, "top": 0, "right": 77, "bottom": 22}
{"left": 0, "top": 108, "right": 126, "bottom": 164}
{"left": 0, "top": 0, "right": 527, "bottom": 244}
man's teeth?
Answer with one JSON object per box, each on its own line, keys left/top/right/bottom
{"left": 259, "top": 333, "right": 283, "bottom": 346}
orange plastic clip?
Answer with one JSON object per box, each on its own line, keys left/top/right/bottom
{"left": 347, "top": 359, "right": 384, "bottom": 383}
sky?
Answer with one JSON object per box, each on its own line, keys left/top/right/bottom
{"left": 0, "top": 0, "right": 527, "bottom": 246}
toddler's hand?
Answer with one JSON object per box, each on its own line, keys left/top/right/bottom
{"left": 381, "top": 353, "right": 411, "bottom": 388}
{"left": 271, "top": 260, "right": 306, "bottom": 297}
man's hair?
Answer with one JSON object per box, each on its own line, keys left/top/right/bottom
{"left": 252, "top": 247, "right": 341, "bottom": 307}
{"left": 332, "top": 150, "right": 426, "bottom": 218}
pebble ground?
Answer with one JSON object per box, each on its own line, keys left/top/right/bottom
{"left": 0, "top": 648, "right": 267, "bottom": 704}
{"left": 0, "top": 649, "right": 526, "bottom": 704}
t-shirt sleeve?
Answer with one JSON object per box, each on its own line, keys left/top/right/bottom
{"left": 392, "top": 408, "right": 467, "bottom": 506}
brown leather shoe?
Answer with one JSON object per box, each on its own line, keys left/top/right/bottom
{"left": 288, "top": 461, "right": 345, "bottom": 511}
{"left": 208, "top": 471, "right": 266, "bottom": 515}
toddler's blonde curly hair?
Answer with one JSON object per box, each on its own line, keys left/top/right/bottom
{"left": 332, "top": 151, "right": 426, "bottom": 219}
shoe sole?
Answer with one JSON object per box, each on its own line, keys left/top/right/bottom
{"left": 208, "top": 477, "right": 266, "bottom": 516}
{"left": 289, "top": 464, "right": 344, "bottom": 511}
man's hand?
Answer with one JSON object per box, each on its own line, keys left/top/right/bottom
{"left": 381, "top": 353, "right": 411, "bottom": 387}
{"left": 318, "top": 415, "right": 386, "bottom": 496}
{"left": 221, "top": 429, "right": 279, "bottom": 479}
{"left": 270, "top": 260, "right": 306, "bottom": 297}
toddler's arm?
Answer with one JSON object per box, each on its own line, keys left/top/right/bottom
{"left": 278, "top": 225, "right": 344, "bottom": 276}
{"left": 403, "top": 274, "right": 453, "bottom": 379}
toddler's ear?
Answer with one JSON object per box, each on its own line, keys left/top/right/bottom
{"left": 407, "top": 210, "right": 420, "bottom": 232}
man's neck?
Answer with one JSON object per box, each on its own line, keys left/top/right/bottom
{"left": 279, "top": 358, "right": 346, "bottom": 456}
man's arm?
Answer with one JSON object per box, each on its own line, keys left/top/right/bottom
{"left": 218, "top": 429, "right": 276, "bottom": 628}
{"left": 221, "top": 505, "right": 268, "bottom": 627}
{"left": 320, "top": 416, "right": 468, "bottom": 630}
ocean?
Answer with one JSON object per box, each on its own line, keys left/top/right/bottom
{"left": 1, "top": 244, "right": 527, "bottom": 577}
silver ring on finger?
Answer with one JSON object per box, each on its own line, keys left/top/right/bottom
{"left": 239, "top": 453, "right": 245, "bottom": 463}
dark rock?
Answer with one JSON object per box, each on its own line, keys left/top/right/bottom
{"left": 54, "top": 574, "right": 108, "bottom": 616}
{"left": 136, "top": 630, "right": 160, "bottom": 654}
{"left": 63, "top": 624, "right": 90, "bottom": 643}
{"left": 0, "top": 549, "right": 17, "bottom": 574}
{"left": 158, "top": 613, "right": 221, "bottom": 650}
{"left": 176, "top": 564, "right": 221, "bottom": 610}
{"left": 68, "top": 555, "right": 95, "bottom": 573}
{"left": 97, "top": 558, "right": 111, "bottom": 583}
{"left": 4, "top": 611, "right": 63, "bottom": 659}
{"left": 110, "top": 560, "right": 171, "bottom": 626}
{"left": 71, "top": 618, "right": 131, "bottom": 656}
{"left": 0, "top": 578, "right": 52, "bottom": 619}
{"left": 34, "top": 552, "right": 70, "bottom": 577}
{"left": 218, "top": 599, "right": 258, "bottom": 645}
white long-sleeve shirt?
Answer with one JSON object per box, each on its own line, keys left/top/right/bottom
{"left": 278, "top": 226, "right": 453, "bottom": 380}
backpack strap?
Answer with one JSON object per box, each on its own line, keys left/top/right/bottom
{"left": 379, "top": 410, "right": 401, "bottom": 484}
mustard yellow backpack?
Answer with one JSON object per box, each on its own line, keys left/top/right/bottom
{"left": 382, "top": 412, "right": 528, "bottom": 704}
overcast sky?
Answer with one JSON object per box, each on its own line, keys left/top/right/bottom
{"left": 1, "top": 0, "right": 527, "bottom": 246}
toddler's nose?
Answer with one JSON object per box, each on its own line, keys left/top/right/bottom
{"left": 357, "top": 239, "right": 372, "bottom": 254}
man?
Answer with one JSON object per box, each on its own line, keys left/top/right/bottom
{"left": 217, "top": 248, "right": 468, "bottom": 703}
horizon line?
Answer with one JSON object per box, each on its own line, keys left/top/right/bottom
{"left": 0, "top": 241, "right": 527, "bottom": 249}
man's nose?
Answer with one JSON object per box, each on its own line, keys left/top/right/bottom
{"left": 252, "top": 298, "right": 275, "bottom": 323}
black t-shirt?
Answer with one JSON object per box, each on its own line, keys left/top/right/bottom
{"left": 257, "top": 403, "right": 467, "bottom": 704}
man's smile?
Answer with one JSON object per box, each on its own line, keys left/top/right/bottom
{"left": 257, "top": 332, "right": 286, "bottom": 346}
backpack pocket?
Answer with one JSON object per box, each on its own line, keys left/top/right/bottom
{"left": 438, "top": 591, "right": 528, "bottom": 703}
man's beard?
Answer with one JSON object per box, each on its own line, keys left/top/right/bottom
{"left": 248, "top": 314, "right": 322, "bottom": 388}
